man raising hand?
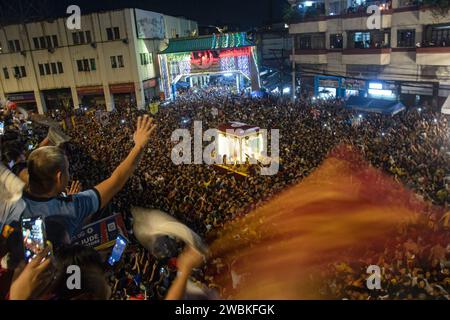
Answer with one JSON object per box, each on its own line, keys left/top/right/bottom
{"left": 2, "top": 115, "right": 157, "bottom": 238}
{"left": 95, "top": 115, "right": 156, "bottom": 209}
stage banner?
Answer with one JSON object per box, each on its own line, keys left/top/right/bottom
{"left": 72, "top": 213, "right": 127, "bottom": 250}
{"left": 135, "top": 9, "right": 165, "bottom": 39}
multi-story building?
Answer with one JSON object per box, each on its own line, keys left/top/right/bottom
{"left": 254, "top": 23, "right": 293, "bottom": 93}
{"left": 289, "top": 0, "right": 450, "bottom": 108}
{"left": 0, "top": 8, "right": 197, "bottom": 113}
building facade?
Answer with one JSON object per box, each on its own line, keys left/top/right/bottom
{"left": 289, "top": 0, "right": 450, "bottom": 107}
{"left": 0, "top": 8, "right": 197, "bottom": 113}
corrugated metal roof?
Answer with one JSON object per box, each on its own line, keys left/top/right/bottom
{"left": 159, "top": 32, "right": 255, "bottom": 54}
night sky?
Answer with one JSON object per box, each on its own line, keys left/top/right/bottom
{"left": 0, "top": 0, "right": 289, "bottom": 30}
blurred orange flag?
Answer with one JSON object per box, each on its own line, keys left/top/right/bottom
{"left": 208, "top": 145, "right": 435, "bottom": 299}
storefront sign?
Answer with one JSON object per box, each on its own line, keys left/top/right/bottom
{"left": 77, "top": 85, "right": 104, "bottom": 96}
{"left": 319, "top": 79, "right": 339, "bottom": 88}
{"left": 343, "top": 79, "right": 366, "bottom": 90}
{"left": 110, "top": 83, "right": 135, "bottom": 94}
{"left": 143, "top": 79, "right": 157, "bottom": 89}
{"left": 6, "top": 92, "right": 36, "bottom": 103}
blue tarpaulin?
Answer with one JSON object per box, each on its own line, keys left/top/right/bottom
{"left": 345, "top": 96, "right": 406, "bottom": 116}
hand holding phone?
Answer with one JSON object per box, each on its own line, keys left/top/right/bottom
{"left": 108, "top": 234, "right": 128, "bottom": 266}
{"left": 10, "top": 246, "right": 53, "bottom": 300}
{"left": 21, "top": 216, "right": 47, "bottom": 263}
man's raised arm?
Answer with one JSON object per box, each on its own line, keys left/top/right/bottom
{"left": 94, "top": 115, "right": 156, "bottom": 209}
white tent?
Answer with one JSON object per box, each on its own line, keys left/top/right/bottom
{"left": 441, "top": 95, "right": 450, "bottom": 115}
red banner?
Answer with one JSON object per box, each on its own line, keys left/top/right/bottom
{"left": 77, "top": 85, "right": 104, "bottom": 96}
{"left": 110, "top": 83, "right": 135, "bottom": 94}
{"left": 143, "top": 78, "right": 157, "bottom": 89}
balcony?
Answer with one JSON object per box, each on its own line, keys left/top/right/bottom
{"left": 416, "top": 47, "right": 450, "bottom": 66}
{"left": 342, "top": 48, "right": 392, "bottom": 65}
{"left": 291, "top": 49, "right": 328, "bottom": 64}
{"left": 289, "top": 18, "right": 327, "bottom": 34}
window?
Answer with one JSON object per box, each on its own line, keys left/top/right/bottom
{"left": 117, "top": 55, "right": 124, "bottom": 68}
{"left": 113, "top": 27, "right": 120, "bottom": 39}
{"left": 33, "top": 37, "right": 40, "bottom": 49}
{"left": 140, "top": 53, "right": 144, "bottom": 65}
{"left": 76, "top": 60, "right": 83, "bottom": 71}
{"left": 40, "top": 37, "right": 46, "bottom": 48}
{"left": 38, "top": 64, "right": 45, "bottom": 76}
{"left": 349, "top": 30, "right": 390, "bottom": 49}
{"left": 12, "top": 66, "right": 26, "bottom": 78}
{"left": 352, "top": 32, "right": 371, "bottom": 49}
{"left": 8, "top": 40, "right": 21, "bottom": 52}
{"left": 46, "top": 36, "right": 52, "bottom": 48}
{"left": 428, "top": 25, "right": 450, "bottom": 47}
{"left": 79, "top": 32, "right": 85, "bottom": 44}
{"left": 110, "top": 56, "right": 117, "bottom": 68}
{"left": 14, "top": 40, "right": 21, "bottom": 52}
{"left": 90, "top": 58, "right": 96, "bottom": 70}
{"left": 3, "top": 67, "right": 9, "bottom": 79}
{"left": 57, "top": 62, "right": 64, "bottom": 73}
{"left": 86, "top": 31, "right": 92, "bottom": 43}
{"left": 397, "top": 30, "right": 415, "bottom": 48}
{"left": 52, "top": 35, "right": 59, "bottom": 47}
{"left": 76, "top": 58, "right": 95, "bottom": 72}
{"left": 72, "top": 32, "right": 79, "bottom": 45}
{"left": 107, "top": 27, "right": 120, "bottom": 40}
{"left": 330, "top": 34, "right": 343, "bottom": 49}
{"left": 39, "top": 61, "right": 63, "bottom": 75}
{"left": 106, "top": 28, "right": 113, "bottom": 41}
{"left": 328, "top": 0, "right": 345, "bottom": 15}
{"left": 50, "top": 62, "right": 57, "bottom": 74}
{"left": 298, "top": 35, "right": 311, "bottom": 49}
{"left": 296, "top": 33, "right": 325, "bottom": 50}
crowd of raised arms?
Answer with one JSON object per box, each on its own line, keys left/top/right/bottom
{"left": 0, "top": 86, "right": 449, "bottom": 300}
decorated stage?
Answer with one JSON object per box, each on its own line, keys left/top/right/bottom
{"left": 158, "top": 32, "right": 260, "bottom": 100}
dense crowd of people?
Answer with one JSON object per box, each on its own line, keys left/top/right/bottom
{"left": 0, "top": 86, "right": 449, "bottom": 299}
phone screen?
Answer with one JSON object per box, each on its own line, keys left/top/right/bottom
{"left": 21, "top": 216, "right": 46, "bottom": 262}
{"left": 108, "top": 235, "right": 128, "bottom": 266}
{"left": 0, "top": 121, "right": 4, "bottom": 135}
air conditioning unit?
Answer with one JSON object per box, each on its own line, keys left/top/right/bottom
{"left": 122, "top": 38, "right": 129, "bottom": 44}
{"left": 91, "top": 42, "right": 97, "bottom": 48}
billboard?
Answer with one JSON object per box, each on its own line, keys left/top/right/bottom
{"left": 135, "top": 9, "right": 165, "bottom": 39}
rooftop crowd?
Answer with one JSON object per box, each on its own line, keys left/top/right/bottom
{"left": 0, "top": 86, "right": 449, "bottom": 299}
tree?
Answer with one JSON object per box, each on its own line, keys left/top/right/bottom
{"left": 282, "top": 3, "right": 295, "bottom": 23}
{"left": 422, "top": 0, "right": 450, "bottom": 16}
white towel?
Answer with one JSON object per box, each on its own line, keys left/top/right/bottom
{"left": 0, "top": 162, "right": 25, "bottom": 203}
{"left": 131, "top": 207, "right": 208, "bottom": 256}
